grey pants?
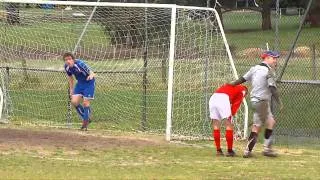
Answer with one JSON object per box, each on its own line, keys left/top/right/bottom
{"left": 251, "top": 100, "right": 273, "bottom": 127}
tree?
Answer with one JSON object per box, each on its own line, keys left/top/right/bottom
{"left": 219, "top": 0, "right": 237, "bottom": 8}
{"left": 5, "top": 3, "right": 20, "bottom": 25}
{"left": 260, "top": 0, "right": 273, "bottom": 30}
{"left": 307, "top": 0, "right": 320, "bottom": 27}
{"left": 93, "top": 0, "right": 171, "bottom": 48}
{"left": 220, "top": 0, "right": 273, "bottom": 30}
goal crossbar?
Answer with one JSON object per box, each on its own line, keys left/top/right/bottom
{"left": 2, "top": 0, "right": 224, "bottom": 10}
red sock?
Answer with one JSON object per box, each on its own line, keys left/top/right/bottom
{"left": 213, "top": 129, "right": 221, "bottom": 151}
{"left": 225, "top": 129, "right": 234, "bottom": 151}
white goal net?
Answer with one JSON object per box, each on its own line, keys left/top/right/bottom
{"left": 0, "top": 0, "right": 247, "bottom": 140}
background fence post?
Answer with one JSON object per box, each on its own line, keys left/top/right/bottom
{"left": 312, "top": 44, "right": 317, "bottom": 80}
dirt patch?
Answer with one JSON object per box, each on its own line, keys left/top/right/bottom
{"left": 0, "top": 128, "right": 162, "bottom": 151}
{"left": 238, "top": 48, "right": 264, "bottom": 58}
{"left": 293, "top": 46, "right": 311, "bottom": 57}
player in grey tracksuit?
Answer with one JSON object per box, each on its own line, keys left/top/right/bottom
{"left": 230, "top": 50, "right": 282, "bottom": 158}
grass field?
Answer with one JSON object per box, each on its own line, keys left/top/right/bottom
{"left": 0, "top": 126, "right": 319, "bottom": 179}
{"left": 224, "top": 11, "right": 320, "bottom": 50}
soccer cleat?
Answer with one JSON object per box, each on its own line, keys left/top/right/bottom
{"left": 80, "top": 126, "right": 87, "bottom": 131}
{"left": 80, "top": 121, "right": 89, "bottom": 131}
{"left": 262, "top": 149, "right": 278, "bottom": 157}
{"left": 243, "top": 150, "right": 253, "bottom": 158}
{"left": 226, "top": 150, "right": 236, "bottom": 157}
{"left": 216, "top": 149, "right": 224, "bottom": 157}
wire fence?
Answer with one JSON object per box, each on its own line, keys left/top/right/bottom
{"left": 221, "top": 2, "right": 320, "bottom": 144}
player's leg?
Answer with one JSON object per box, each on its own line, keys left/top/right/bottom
{"left": 71, "top": 96, "right": 84, "bottom": 120}
{"left": 263, "top": 104, "right": 277, "bottom": 157}
{"left": 81, "top": 99, "right": 91, "bottom": 130}
{"left": 211, "top": 119, "right": 223, "bottom": 156}
{"left": 215, "top": 94, "right": 233, "bottom": 156}
{"left": 81, "top": 81, "right": 95, "bottom": 130}
{"left": 209, "top": 93, "right": 231, "bottom": 156}
{"left": 75, "top": 104, "right": 85, "bottom": 118}
{"left": 224, "top": 117, "right": 236, "bottom": 157}
{"left": 243, "top": 100, "right": 268, "bottom": 158}
{"left": 72, "top": 83, "right": 85, "bottom": 120}
{"left": 209, "top": 94, "right": 223, "bottom": 156}
{"left": 264, "top": 118, "right": 276, "bottom": 148}
{"left": 243, "top": 125, "right": 260, "bottom": 158}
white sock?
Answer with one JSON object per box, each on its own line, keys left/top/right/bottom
{"left": 264, "top": 137, "right": 273, "bottom": 149}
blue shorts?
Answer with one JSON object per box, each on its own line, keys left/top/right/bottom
{"left": 73, "top": 79, "right": 95, "bottom": 99}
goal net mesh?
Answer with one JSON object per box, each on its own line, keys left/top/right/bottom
{"left": 0, "top": 1, "right": 246, "bottom": 140}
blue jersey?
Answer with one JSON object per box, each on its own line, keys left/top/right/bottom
{"left": 64, "top": 59, "right": 94, "bottom": 83}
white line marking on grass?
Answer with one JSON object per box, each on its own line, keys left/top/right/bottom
{"left": 28, "top": 155, "right": 319, "bottom": 167}
{"left": 30, "top": 155, "right": 97, "bottom": 163}
{"left": 170, "top": 141, "right": 212, "bottom": 148}
{"left": 113, "top": 160, "right": 318, "bottom": 166}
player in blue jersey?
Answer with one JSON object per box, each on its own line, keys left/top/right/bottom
{"left": 63, "top": 52, "right": 95, "bottom": 131}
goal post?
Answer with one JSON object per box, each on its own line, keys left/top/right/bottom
{"left": 165, "top": 5, "right": 177, "bottom": 141}
{"left": 0, "top": 0, "right": 248, "bottom": 140}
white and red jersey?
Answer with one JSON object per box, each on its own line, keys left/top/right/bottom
{"left": 214, "top": 84, "right": 247, "bottom": 116}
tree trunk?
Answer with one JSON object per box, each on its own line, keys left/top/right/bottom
{"left": 261, "top": 0, "right": 272, "bottom": 30}
{"left": 215, "top": 5, "right": 223, "bottom": 27}
{"left": 209, "top": 0, "right": 223, "bottom": 27}
{"left": 308, "top": 0, "right": 320, "bottom": 27}
{"left": 220, "top": 0, "right": 237, "bottom": 8}
{"left": 5, "top": 3, "right": 20, "bottom": 25}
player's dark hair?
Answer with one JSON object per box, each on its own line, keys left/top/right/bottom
{"left": 63, "top": 52, "right": 75, "bottom": 60}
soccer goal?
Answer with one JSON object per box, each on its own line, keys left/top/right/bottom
{"left": 0, "top": 0, "right": 248, "bottom": 140}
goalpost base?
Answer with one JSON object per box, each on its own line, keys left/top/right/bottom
{"left": 0, "top": 119, "right": 9, "bottom": 124}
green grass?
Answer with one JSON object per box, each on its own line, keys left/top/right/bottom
{"left": 224, "top": 11, "right": 320, "bottom": 50}
{"left": 1, "top": 21, "right": 109, "bottom": 53}
{"left": 5, "top": 68, "right": 167, "bottom": 132}
{"left": 234, "top": 56, "right": 320, "bottom": 80}
{"left": 0, "top": 129, "right": 320, "bottom": 179}
{"left": 2, "top": 151, "right": 317, "bottom": 179}
{"left": 275, "top": 82, "right": 320, "bottom": 135}
{"left": 0, "top": 127, "right": 319, "bottom": 179}
{"left": 227, "top": 27, "right": 320, "bottom": 53}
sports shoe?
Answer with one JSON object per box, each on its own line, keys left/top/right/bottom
{"left": 226, "top": 150, "right": 236, "bottom": 157}
{"left": 243, "top": 150, "right": 253, "bottom": 158}
{"left": 80, "top": 120, "right": 89, "bottom": 131}
{"left": 216, "top": 149, "right": 224, "bottom": 157}
{"left": 262, "top": 148, "right": 278, "bottom": 157}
